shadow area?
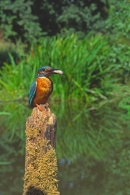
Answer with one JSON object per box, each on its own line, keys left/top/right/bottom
{"left": 26, "top": 186, "right": 45, "bottom": 195}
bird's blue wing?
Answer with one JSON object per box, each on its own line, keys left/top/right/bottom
{"left": 29, "top": 81, "right": 37, "bottom": 106}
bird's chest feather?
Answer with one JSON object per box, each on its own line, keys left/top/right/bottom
{"left": 35, "top": 77, "right": 53, "bottom": 103}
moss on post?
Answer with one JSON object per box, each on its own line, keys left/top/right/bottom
{"left": 23, "top": 105, "right": 59, "bottom": 195}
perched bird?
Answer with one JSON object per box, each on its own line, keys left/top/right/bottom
{"left": 29, "top": 66, "right": 63, "bottom": 108}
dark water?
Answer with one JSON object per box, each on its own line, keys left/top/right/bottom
{"left": 0, "top": 102, "right": 130, "bottom": 195}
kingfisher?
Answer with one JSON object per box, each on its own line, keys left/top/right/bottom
{"left": 29, "top": 66, "right": 63, "bottom": 108}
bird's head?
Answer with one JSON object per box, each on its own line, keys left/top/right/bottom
{"left": 37, "top": 66, "right": 63, "bottom": 77}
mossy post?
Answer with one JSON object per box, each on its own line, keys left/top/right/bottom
{"left": 23, "top": 105, "right": 59, "bottom": 195}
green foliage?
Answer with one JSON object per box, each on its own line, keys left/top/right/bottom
{"left": 0, "top": 33, "right": 130, "bottom": 143}
{"left": 1, "top": 0, "right": 130, "bottom": 42}
{"left": 34, "top": 34, "right": 113, "bottom": 103}
{"left": 106, "top": 0, "right": 130, "bottom": 39}
{"left": 0, "top": 39, "right": 25, "bottom": 67}
{"left": 52, "top": 0, "right": 107, "bottom": 35}
{"left": 0, "top": 33, "right": 130, "bottom": 105}
{"left": 0, "top": 0, "right": 108, "bottom": 41}
{"left": 0, "top": 0, "right": 43, "bottom": 42}
{"left": 108, "top": 42, "right": 130, "bottom": 85}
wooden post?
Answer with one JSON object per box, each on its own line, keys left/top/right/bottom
{"left": 23, "top": 105, "right": 59, "bottom": 195}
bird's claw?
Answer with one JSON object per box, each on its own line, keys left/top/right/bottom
{"left": 36, "top": 103, "right": 49, "bottom": 112}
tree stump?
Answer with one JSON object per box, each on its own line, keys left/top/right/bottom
{"left": 23, "top": 105, "right": 59, "bottom": 195}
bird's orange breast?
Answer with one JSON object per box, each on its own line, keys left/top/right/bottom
{"left": 33, "top": 77, "right": 53, "bottom": 106}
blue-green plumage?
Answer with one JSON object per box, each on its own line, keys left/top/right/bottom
{"left": 29, "top": 81, "right": 37, "bottom": 107}
{"left": 38, "top": 66, "right": 50, "bottom": 73}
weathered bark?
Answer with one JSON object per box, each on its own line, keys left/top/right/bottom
{"left": 23, "top": 105, "right": 59, "bottom": 195}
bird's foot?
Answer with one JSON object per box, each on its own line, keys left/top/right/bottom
{"left": 36, "top": 103, "right": 49, "bottom": 112}
{"left": 36, "top": 104, "right": 45, "bottom": 111}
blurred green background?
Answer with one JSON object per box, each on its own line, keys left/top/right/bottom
{"left": 0, "top": 0, "right": 130, "bottom": 194}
